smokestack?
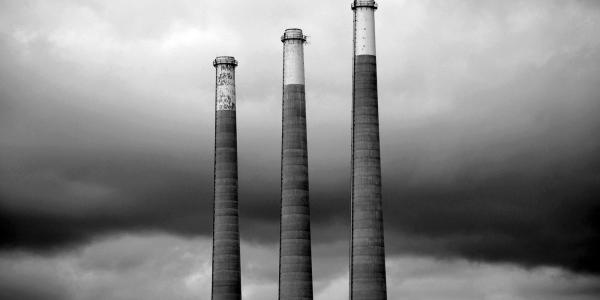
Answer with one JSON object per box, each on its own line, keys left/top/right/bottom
{"left": 350, "top": 1, "right": 387, "bottom": 300}
{"left": 212, "top": 56, "right": 241, "bottom": 300}
{"left": 279, "top": 28, "right": 313, "bottom": 300}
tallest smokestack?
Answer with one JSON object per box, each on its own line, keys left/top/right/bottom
{"left": 212, "top": 56, "right": 241, "bottom": 300}
{"left": 350, "top": 1, "right": 387, "bottom": 300}
{"left": 279, "top": 28, "right": 313, "bottom": 300}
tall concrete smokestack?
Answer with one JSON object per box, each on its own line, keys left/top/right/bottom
{"left": 212, "top": 56, "right": 241, "bottom": 300}
{"left": 350, "top": 1, "right": 387, "bottom": 299}
{"left": 279, "top": 28, "right": 313, "bottom": 300}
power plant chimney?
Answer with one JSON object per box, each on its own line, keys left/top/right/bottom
{"left": 279, "top": 28, "right": 313, "bottom": 300}
{"left": 350, "top": 1, "right": 387, "bottom": 299}
{"left": 212, "top": 56, "right": 241, "bottom": 300}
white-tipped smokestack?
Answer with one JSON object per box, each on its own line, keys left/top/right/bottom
{"left": 279, "top": 28, "right": 313, "bottom": 300}
{"left": 350, "top": 1, "right": 387, "bottom": 299}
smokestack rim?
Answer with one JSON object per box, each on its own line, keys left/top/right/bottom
{"left": 281, "top": 28, "right": 307, "bottom": 42}
{"left": 213, "top": 56, "right": 238, "bottom": 67}
{"left": 351, "top": 0, "right": 377, "bottom": 10}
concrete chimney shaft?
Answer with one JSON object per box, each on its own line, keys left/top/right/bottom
{"left": 350, "top": 1, "right": 387, "bottom": 300}
{"left": 212, "top": 56, "right": 241, "bottom": 300}
{"left": 279, "top": 28, "right": 314, "bottom": 300}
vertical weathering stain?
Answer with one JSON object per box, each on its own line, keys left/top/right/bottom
{"left": 212, "top": 56, "right": 241, "bottom": 300}
{"left": 279, "top": 28, "right": 313, "bottom": 300}
{"left": 351, "top": 1, "right": 387, "bottom": 300}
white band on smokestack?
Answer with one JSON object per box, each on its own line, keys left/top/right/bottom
{"left": 213, "top": 56, "right": 237, "bottom": 111}
{"left": 352, "top": 1, "right": 377, "bottom": 56}
{"left": 281, "top": 28, "right": 306, "bottom": 85}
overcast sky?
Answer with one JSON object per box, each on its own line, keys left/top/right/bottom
{"left": 1, "top": 0, "right": 600, "bottom": 299}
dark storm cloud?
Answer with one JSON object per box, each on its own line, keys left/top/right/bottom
{"left": 0, "top": 24, "right": 214, "bottom": 249}
{"left": 378, "top": 25, "right": 600, "bottom": 273}
{"left": 0, "top": 0, "right": 343, "bottom": 251}
{"left": 1, "top": 150, "right": 213, "bottom": 250}
{"left": 1, "top": 0, "right": 600, "bottom": 280}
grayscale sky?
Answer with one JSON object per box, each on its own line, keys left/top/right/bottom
{"left": 1, "top": 0, "right": 599, "bottom": 299}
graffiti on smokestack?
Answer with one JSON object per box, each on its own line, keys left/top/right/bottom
{"left": 216, "top": 64, "right": 236, "bottom": 111}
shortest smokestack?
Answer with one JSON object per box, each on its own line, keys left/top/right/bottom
{"left": 279, "top": 28, "right": 313, "bottom": 300}
{"left": 212, "top": 56, "right": 241, "bottom": 300}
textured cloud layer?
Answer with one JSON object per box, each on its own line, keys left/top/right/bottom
{"left": 1, "top": 234, "right": 599, "bottom": 300}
